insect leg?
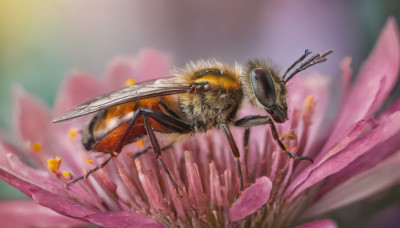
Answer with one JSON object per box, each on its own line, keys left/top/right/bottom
{"left": 222, "top": 123, "right": 244, "bottom": 192}
{"left": 234, "top": 115, "right": 314, "bottom": 163}
{"left": 130, "top": 143, "right": 174, "bottom": 160}
{"left": 243, "top": 127, "right": 250, "bottom": 179}
{"left": 131, "top": 108, "right": 191, "bottom": 197}
{"left": 66, "top": 107, "right": 145, "bottom": 187}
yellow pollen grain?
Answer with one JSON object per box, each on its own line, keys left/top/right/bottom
{"left": 305, "top": 96, "right": 316, "bottom": 112}
{"left": 125, "top": 78, "right": 136, "bottom": 87}
{"left": 135, "top": 139, "right": 145, "bottom": 149}
{"left": 288, "top": 134, "right": 297, "bottom": 140}
{"left": 86, "top": 159, "right": 94, "bottom": 164}
{"left": 63, "top": 171, "right": 72, "bottom": 178}
{"left": 68, "top": 128, "right": 78, "bottom": 139}
{"left": 47, "top": 156, "right": 61, "bottom": 174}
{"left": 305, "top": 96, "right": 314, "bottom": 105}
{"left": 31, "top": 142, "right": 42, "bottom": 153}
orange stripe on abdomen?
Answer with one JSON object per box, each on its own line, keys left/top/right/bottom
{"left": 88, "top": 96, "right": 175, "bottom": 153}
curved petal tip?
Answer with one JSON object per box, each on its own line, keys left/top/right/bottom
{"left": 229, "top": 176, "right": 272, "bottom": 221}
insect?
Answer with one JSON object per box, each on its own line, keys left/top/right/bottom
{"left": 53, "top": 49, "right": 333, "bottom": 195}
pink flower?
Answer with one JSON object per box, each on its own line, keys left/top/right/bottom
{"left": 1, "top": 18, "right": 399, "bottom": 228}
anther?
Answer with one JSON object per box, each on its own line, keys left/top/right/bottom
{"left": 31, "top": 142, "right": 42, "bottom": 153}
{"left": 125, "top": 78, "right": 136, "bottom": 87}
{"left": 47, "top": 156, "right": 62, "bottom": 174}
{"left": 68, "top": 128, "right": 78, "bottom": 139}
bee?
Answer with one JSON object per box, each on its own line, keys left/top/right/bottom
{"left": 53, "top": 49, "right": 333, "bottom": 195}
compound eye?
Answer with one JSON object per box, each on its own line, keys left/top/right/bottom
{"left": 250, "top": 69, "right": 276, "bottom": 108}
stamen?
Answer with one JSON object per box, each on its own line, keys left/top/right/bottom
{"left": 135, "top": 139, "right": 145, "bottom": 149}
{"left": 68, "top": 128, "right": 78, "bottom": 139}
{"left": 135, "top": 158, "right": 142, "bottom": 171}
{"left": 86, "top": 159, "right": 94, "bottom": 164}
{"left": 125, "top": 78, "right": 136, "bottom": 87}
{"left": 288, "top": 134, "right": 297, "bottom": 141}
{"left": 63, "top": 171, "right": 72, "bottom": 178}
{"left": 303, "top": 96, "right": 316, "bottom": 125}
{"left": 47, "top": 156, "right": 61, "bottom": 174}
{"left": 31, "top": 142, "right": 42, "bottom": 153}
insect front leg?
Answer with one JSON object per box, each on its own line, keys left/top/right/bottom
{"left": 222, "top": 123, "right": 244, "bottom": 193}
{"left": 234, "top": 115, "right": 314, "bottom": 163}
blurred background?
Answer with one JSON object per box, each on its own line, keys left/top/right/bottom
{"left": 0, "top": 0, "right": 399, "bottom": 227}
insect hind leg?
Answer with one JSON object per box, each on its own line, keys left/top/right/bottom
{"left": 66, "top": 106, "right": 146, "bottom": 187}
{"left": 130, "top": 144, "right": 174, "bottom": 160}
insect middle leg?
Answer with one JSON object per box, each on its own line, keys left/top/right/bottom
{"left": 138, "top": 108, "right": 191, "bottom": 197}
{"left": 234, "top": 115, "right": 313, "bottom": 163}
{"left": 222, "top": 123, "right": 244, "bottom": 193}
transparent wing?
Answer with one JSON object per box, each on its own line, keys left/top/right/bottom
{"left": 53, "top": 77, "right": 192, "bottom": 122}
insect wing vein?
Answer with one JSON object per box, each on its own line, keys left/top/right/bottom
{"left": 53, "top": 78, "right": 192, "bottom": 122}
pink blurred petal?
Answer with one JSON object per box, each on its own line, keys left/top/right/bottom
{"left": 325, "top": 17, "right": 400, "bottom": 150}
{"left": 295, "top": 219, "right": 337, "bottom": 228}
{"left": 303, "top": 150, "right": 400, "bottom": 218}
{"left": 135, "top": 48, "right": 173, "bottom": 81}
{"left": 53, "top": 71, "right": 105, "bottom": 116}
{"left": 84, "top": 211, "right": 164, "bottom": 228}
{"left": 105, "top": 48, "right": 172, "bottom": 88}
{"left": 229, "top": 176, "right": 272, "bottom": 221}
{"left": 105, "top": 56, "right": 137, "bottom": 89}
{"left": 0, "top": 200, "right": 88, "bottom": 228}
{"left": 356, "top": 17, "right": 400, "bottom": 113}
{"left": 340, "top": 56, "right": 352, "bottom": 97}
{"left": 12, "top": 86, "right": 51, "bottom": 143}
{"left": 288, "top": 111, "right": 400, "bottom": 199}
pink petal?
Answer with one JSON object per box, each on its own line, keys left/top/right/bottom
{"left": 325, "top": 17, "right": 400, "bottom": 150}
{"left": 229, "top": 176, "right": 272, "bottom": 221}
{"left": 0, "top": 139, "right": 100, "bottom": 217}
{"left": 83, "top": 211, "right": 164, "bottom": 228}
{"left": 340, "top": 56, "right": 352, "bottom": 97}
{"left": 356, "top": 17, "right": 400, "bottom": 113}
{"left": 12, "top": 86, "right": 51, "bottom": 143}
{"left": 295, "top": 219, "right": 337, "bottom": 228}
{"left": 379, "top": 96, "right": 400, "bottom": 121}
{"left": 135, "top": 48, "right": 172, "bottom": 81}
{"left": 316, "top": 119, "right": 400, "bottom": 198}
{"left": 303, "top": 150, "right": 400, "bottom": 218}
{"left": 105, "top": 48, "right": 172, "bottom": 87}
{"left": 287, "top": 111, "right": 400, "bottom": 199}
{"left": 53, "top": 71, "right": 105, "bottom": 116}
{"left": 0, "top": 200, "right": 88, "bottom": 227}
{"left": 105, "top": 56, "right": 137, "bottom": 89}
{"left": 287, "top": 118, "right": 370, "bottom": 197}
